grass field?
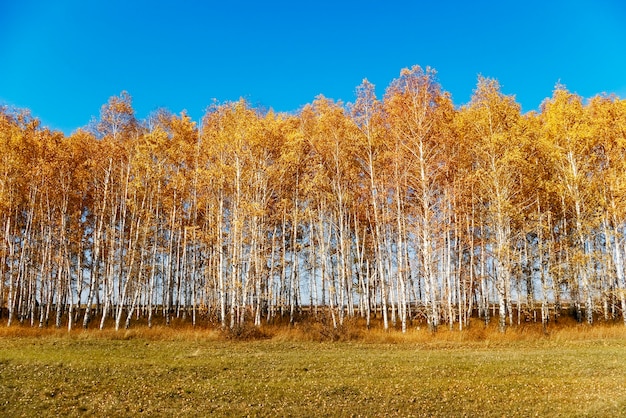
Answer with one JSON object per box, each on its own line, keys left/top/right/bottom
{"left": 1, "top": 322, "right": 626, "bottom": 417}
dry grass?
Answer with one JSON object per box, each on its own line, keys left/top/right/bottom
{"left": 2, "top": 314, "right": 626, "bottom": 346}
{"left": 1, "top": 317, "right": 626, "bottom": 417}
{"left": 1, "top": 321, "right": 626, "bottom": 417}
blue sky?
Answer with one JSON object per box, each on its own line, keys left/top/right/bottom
{"left": 1, "top": 0, "right": 625, "bottom": 135}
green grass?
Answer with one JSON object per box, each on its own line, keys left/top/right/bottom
{"left": 1, "top": 325, "right": 626, "bottom": 417}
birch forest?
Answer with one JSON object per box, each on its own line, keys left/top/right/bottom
{"left": 2, "top": 66, "right": 626, "bottom": 333}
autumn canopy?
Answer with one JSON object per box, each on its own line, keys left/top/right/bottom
{"left": 1, "top": 65, "right": 625, "bottom": 332}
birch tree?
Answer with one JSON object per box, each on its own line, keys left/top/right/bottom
{"left": 456, "top": 76, "right": 525, "bottom": 332}
{"left": 384, "top": 66, "right": 455, "bottom": 331}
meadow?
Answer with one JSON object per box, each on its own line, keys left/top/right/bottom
{"left": 1, "top": 321, "right": 626, "bottom": 417}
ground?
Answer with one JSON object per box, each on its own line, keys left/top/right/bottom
{"left": 1, "top": 322, "right": 625, "bottom": 417}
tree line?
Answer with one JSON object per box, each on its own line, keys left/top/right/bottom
{"left": 1, "top": 65, "right": 626, "bottom": 332}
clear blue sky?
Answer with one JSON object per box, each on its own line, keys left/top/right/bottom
{"left": 1, "top": 0, "right": 625, "bottom": 135}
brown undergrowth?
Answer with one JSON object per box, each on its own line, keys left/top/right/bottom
{"left": 1, "top": 313, "right": 625, "bottom": 346}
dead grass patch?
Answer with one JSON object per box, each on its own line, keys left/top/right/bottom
{"left": 1, "top": 313, "right": 626, "bottom": 346}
